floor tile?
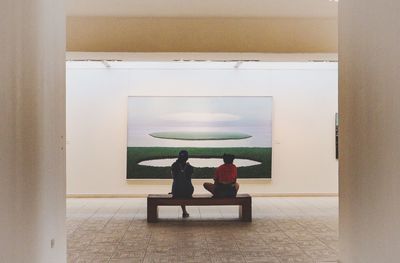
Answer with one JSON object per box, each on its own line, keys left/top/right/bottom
{"left": 67, "top": 197, "right": 338, "bottom": 263}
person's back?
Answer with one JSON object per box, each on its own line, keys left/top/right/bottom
{"left": 170, "top": 150, "right": 194, "bottom": 218}
{"left": 171, "top": 159, "right": 194, "bottom": 198}
{"left": 215, "top": 163, "right": 237, "bottom": 184}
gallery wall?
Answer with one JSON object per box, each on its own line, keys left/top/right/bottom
{"left": 66, "top": 62, "right": 338, "bottom": 196}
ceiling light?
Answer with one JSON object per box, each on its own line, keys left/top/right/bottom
{"left": 101, "top": 60, "right": 111, "bottom": 68}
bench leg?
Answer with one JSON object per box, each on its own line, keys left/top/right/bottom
{"left": 147, "top": 201, "right": 158, "bottom": 223}
{"left": 239, "top": 201, "right": 252, "bottom": 222}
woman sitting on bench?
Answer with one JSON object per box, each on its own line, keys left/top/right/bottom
{"left": 171, "top": 150, "right": 194, "bottom": 218}
{"left": 204, "top": 154, "right": 240, "bottom": 198}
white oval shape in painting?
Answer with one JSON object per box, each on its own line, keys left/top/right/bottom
{"left": 138, "top": 158, "right": 261, "bottom": 168}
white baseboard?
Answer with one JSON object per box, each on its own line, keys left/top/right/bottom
{"left": 66, "top": 193, "right": 338, "bottom": 198}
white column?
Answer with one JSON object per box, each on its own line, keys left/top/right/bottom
{"left": 339, "top": 1, "right": 400, "bottom": 262}
{"left": 0, "top": 0, "right": 66, "bottom": 262}
{"left": 0, "top": 1, "right": 18, "bottom": 259}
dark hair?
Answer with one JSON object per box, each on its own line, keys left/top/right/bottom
{"left": 223, "top": 154, "right": 235, "bottom": 164}
{"left": 178, "top": 150, "right": 189, "bottom": 162}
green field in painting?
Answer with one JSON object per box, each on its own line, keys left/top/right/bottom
{"left": 127, "top": 147, "right": 271, "bottom": 179}
{"left": 149, "top": 132, "right": 252, "bottom": 140}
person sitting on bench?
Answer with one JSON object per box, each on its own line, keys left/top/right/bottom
{"left": 171, "top": 150, "right": 194, "bottom": 218}
{"left": 203, "top": 154, "right": 240, "bottom": 198}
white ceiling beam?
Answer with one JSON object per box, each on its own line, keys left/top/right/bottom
{"left": 66, "top": 52, "right": 338, "bottom": 62}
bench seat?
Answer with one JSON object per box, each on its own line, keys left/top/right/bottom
{"left": 147, "top": 194, "right": 252, "bottom": 222}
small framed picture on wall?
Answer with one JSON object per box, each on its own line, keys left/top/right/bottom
{"left": 335, "top": 112, "right": 339, "bottom": 159}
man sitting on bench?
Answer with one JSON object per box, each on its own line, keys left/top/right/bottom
{"left": 203, "top": 154, "right": 240, "bottom": 198}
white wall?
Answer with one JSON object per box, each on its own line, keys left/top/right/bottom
{"left": 0, "top": 0, "right": 66, "bottom": 262}
{"left": 66, "top": 62, "right": 338, "bottom": 196}
{"left": 339, "top": 1, "right": 400, "bottom": 262}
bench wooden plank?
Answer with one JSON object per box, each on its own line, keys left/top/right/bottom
{"left": 147, "top": 194, "right": 252, "bottom": 223}
{"left": 148, "top": 194, "right": 250, "bottom": 206}
{"left": 148, "top": 194, "right": 251, "bottom": 198}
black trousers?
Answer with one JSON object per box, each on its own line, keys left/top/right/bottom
{"left": 214, "top": 183, "right": 237, "bottom": 198}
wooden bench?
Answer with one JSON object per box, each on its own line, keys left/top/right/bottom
{"left": 147, "top": 194, "right": 252, "bottom": 223}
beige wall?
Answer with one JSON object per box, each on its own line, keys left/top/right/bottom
{"left": 67, "top": 17, "right": 338, "bottom": 53}
{"left": 0, "top": 0, "right": 66, "bottom": 262}
{"left": 339, "top": 1, "right": 400, "bottom": 262}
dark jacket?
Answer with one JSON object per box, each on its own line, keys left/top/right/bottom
{"left": 171, "top": 161, "right": 194, "bottom": 198}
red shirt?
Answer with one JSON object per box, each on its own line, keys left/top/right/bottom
{"left": 214, "top": 164, "right": 237, "bottom": 183}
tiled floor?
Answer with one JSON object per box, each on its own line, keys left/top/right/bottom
{"left": 67, "top": 197, "right": 338, "bottom": 263}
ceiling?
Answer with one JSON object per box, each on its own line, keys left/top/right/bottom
{"left": 66, "top": 0, "right": 338, "bottom": 18}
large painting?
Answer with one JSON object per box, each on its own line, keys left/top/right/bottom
{"left": 127, "top": 96, "right": 272, "bottom": 179}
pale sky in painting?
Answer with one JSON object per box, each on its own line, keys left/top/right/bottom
{"left": 127, "top": 96, "right": 272, "bottom": 147}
